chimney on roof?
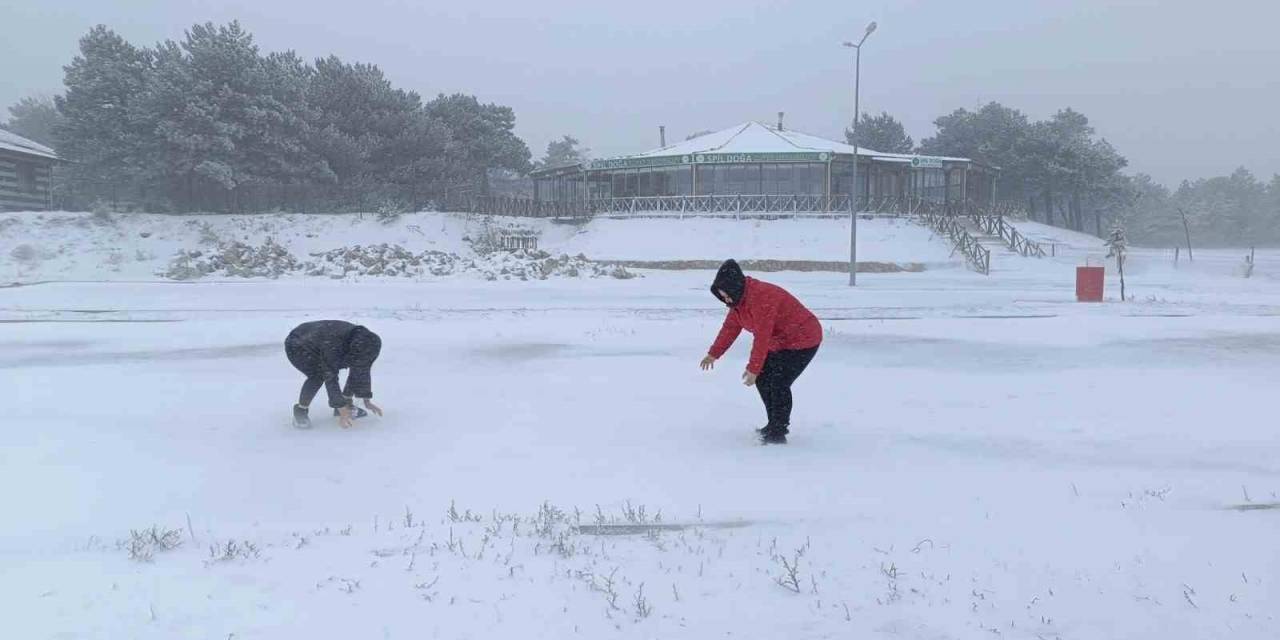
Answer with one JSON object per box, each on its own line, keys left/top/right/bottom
{"left": 777, "top": 112, "right": 785, "bottom": 132}
{"left": 659, "top": 125, "right": 666, "bottom": 147}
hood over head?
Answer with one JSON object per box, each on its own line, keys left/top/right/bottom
{"left": 346, "top": 326, "right": 382, "bottom": 367}
{"left": 710, "top": 259, "right": 746, "bottom": 306}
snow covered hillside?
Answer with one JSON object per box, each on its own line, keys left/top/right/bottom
{"left": 1007, "top": 217, "right": 1280, "bottom": 285}
{"left": 539, "top": 215, "right": 955, "bottom": 263}
{"left": 0, "top": 211, "right": 959, "bottom": 283}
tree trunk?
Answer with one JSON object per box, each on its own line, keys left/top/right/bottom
{"left": 1069, "top": 194, "right": 1082, "bottom": 232}
{"left": 1043, "top": 189, "right": 1055, "bottom": 227}
{"left": 1117, "top": 254, "right": 1126, "bottom": 302}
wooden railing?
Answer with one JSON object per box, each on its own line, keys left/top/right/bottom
{"left": 453, "top": 194, "right": 957, "bottom": 218}
{"left": 919, "top": 207, "right": 991, "bottom": 275}
{"left": 966, "top": 207, "right": 1047, "bottom": 258}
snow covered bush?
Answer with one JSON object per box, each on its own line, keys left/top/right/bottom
{"left": 121, "top": 526, "right": 183, "bottom": 562}
{"left": 89, "top": 199, "right": 116, "bottom": 223}
{"left": 375, "top": 198, "right": 412, "bottom": 224}
{"left": 195, "top": 221, "right": 220, "bottom": 246}
{"left": 9, "top": 243, "right": 38, "bottom": 265}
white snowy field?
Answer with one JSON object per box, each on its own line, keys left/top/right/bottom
{"left": 2, "top": 254, "right": 1279, "bottom": 638}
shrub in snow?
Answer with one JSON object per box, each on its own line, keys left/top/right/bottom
{"left": 89, "top": 199, "right": 116, "bottom": 223}
{"left": 121, "top": 526, "right": 183, "bottom": 562}
{"left": 195, "top": 221, "right": 220, "bottom": 246}
{"left": 205, "top": 539, "right": 261, "bottom": 565}
{"left": 104, "top": 250, "right": 126, "bottom": 271}
{"left": 375, "top": 198, "right": 412, "bottom": 224}
{"left": 9, "top": 243, "right": 38, "bottom": 265}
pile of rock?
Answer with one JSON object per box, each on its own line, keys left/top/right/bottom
{"left": 163, "top": 238, "right": 298, "bottom": 280}
{"left": 475, "top": 249, "right": 636, "bottom": 281}
{"left": 303, "top": 244, "right": 465, "bottom": 278}
{"left": 162, "top": 241, "right": 637, "bottom": 281}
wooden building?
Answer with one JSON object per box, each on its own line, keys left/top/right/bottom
{"left": 530, "top": 121, "right": 995, "bottom": 212}
{"left": 0, "top": 129, "right": 57, "bottom": 211}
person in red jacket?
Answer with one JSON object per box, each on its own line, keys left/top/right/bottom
{"left": 700, "top": 259, "right": 822, "bottom": 444}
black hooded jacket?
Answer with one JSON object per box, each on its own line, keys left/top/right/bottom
{"left": 710, "top": 259, "right": 747, "bottom": 306}
{"left": 285, "top": 321, "right": 382, "bottom": 408}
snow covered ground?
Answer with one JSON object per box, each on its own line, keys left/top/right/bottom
{"left": 0, "top": 211, "right": 957, "bottom": 284}
{"left": 2, "top": 212, "right": 1279, "bottom": 639}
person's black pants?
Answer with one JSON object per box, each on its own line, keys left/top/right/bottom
{"left": 756, "top": 345, "right": 819, "bottom": 434}
{"left": 284, "top": 336, "right": 326, "bottom": 407}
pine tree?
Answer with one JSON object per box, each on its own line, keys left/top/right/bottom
{"left": 425, "top": 93, "right": 532, "bottom": 194}
{"left": 1171, "top": 168, "right": 1268, "bottom": 246}
{"left": 56, "top": 25, "right": 154, "bottom": 182}
{"left": 4, "top": 95, "right": 64, "bottom": 148}
{"left": 845, "top": 111, "right": 913, "bottom": 154}
{"left": 141, "top": 21, "right": 311, "bottom": 190}
{"left": 1105, "top": 221, "right": 1128, "bottom": 301}
{"left": 536, "top": 135, "right": 589, "bottom": 170}
{"left": 920, "top": 102, "right": 1033, "bottom": 207}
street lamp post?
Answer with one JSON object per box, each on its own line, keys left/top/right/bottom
{"left": 843, "top": 21, "right": 876, "bottom": 287}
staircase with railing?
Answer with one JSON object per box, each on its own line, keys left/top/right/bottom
{"left": 964, "top": 203, "right": 1047, "bottom": 258}
{"left": 918, "top": 205, "right": 991, "bottom": 275}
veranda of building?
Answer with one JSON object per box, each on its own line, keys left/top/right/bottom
{"left": 530, "top": 121, "right": 995, "bottom": 213}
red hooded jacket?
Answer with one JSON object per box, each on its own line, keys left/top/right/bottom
{"left": 708, "top": 276, "right": 822, "bottom": 374}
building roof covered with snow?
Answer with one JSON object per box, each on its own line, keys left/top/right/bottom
{"left": 0, "top": 129, "right": 57, "bottom": 211}
{"left": 528, "top": 119, "right": 994, "bottom": 210}
{"left": 0, "top": 129, "right": 58, "bottom": 161}
{"left": 619, "top": 121, "right": 969, "bottom": 165}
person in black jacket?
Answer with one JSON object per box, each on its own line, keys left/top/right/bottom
{"left": 284, "top": 320, "right": 383, "bottom": 428}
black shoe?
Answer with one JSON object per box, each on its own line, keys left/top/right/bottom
{"left": 759, "top": 431, "right": 788, "bottom": 445}
{"left": 292, "top": 404, "right": 311, "bottom": 429}
{"left": 333, "top": 406, "right": 369, "bottom": 418}
{"left": 757, "top": 423, "right": 789, "bottom": 435}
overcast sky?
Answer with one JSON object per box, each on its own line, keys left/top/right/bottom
{"left": 2, "top": 0, "right": 1276, "bottom": 185}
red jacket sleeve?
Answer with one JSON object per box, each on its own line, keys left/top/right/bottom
{"left": 745, "top": 295, "right": 780, "bottom": 375}
{"left": 708, "top": 311, "right": 742, "bottom": 359}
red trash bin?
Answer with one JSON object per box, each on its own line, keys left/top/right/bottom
{"left": 1076, "top": 266, "right": 1105, "bottom": 302}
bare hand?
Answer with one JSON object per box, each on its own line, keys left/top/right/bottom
{"left": 742, "top": 371, "right": 758, "bottom": 386}
{"left": 700, "top": 355, "right": 717, "bottom": 371}
{"left": 337, "top": 405, "right": 354, "bottom": 428}
{"left": 363, "top": 399, "right": 383, "bottom": 417}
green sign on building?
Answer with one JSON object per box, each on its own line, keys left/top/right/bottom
{"left": 694, "top": 152, "right": 827, "bottom": 164}
{"left": 588, "top": 156, "right": 688, "bottom": 170}
{"left": 910, "top": 156, "right": 946, "bottom": 169}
